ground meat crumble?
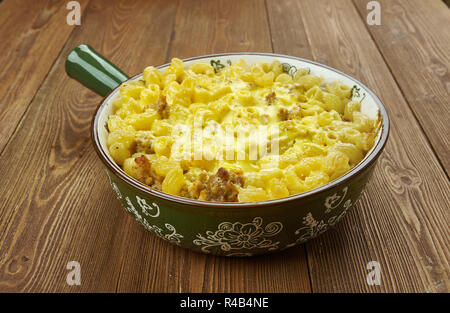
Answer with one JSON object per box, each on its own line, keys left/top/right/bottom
{"left": 278, "top": 105, "right": 302, "bottom": 121}
{"left": 266, "top": 91, "right": 276, "bottom": 105}
{"left": 132, "top": 157, "right": 244, "bottom": 202}
{"left": 155, "top": 97, "right": 169, "bottom": 119}
{"left": 133, "top": 155, "right": 162, "bottom": 190}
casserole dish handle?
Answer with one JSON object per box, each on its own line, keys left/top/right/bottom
{"left": 65, "top": 44, "right": 129, "bottom": 96}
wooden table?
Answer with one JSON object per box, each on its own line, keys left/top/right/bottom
{"left": 0, "top": 0, "right": 448, "bottom": 293}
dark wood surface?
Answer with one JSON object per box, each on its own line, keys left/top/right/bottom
{"left": 0, "top": 0, "right": 448, "bottom": 292}
{"left": 354, "top": 0, "right": 450, "bottom": 175}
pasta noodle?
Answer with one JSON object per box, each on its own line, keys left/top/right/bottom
{"left": 106, "top": 58, "right": 379, "bottom": 202}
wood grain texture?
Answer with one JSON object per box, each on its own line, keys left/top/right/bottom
{"left": 353, "top": 0, "right": 450, "bottom": 175}
{"left": 0, "top": 0, "right": 90, "bottom": 153}
{"left": 0, "top": 0, "right": 179, "bottom": 292}
{"left": 267, "top": 0, "right": 449, "bottom": 292}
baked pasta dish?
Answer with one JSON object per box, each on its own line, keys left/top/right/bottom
{"left": 106, "top": 58, "right": 379, "bottom": 202}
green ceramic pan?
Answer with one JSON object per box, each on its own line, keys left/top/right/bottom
{"left": 66, "top": 44, "right": 389, "bottom": 257}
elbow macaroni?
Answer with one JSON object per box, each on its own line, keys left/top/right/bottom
{"left": 106, "top": 58, "right": 379, "bottom": 202}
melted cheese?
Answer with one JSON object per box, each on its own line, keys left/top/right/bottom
{"left": 106, "top": 58, "right": 378, "bottom": 202}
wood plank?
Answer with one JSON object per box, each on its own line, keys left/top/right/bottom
{"left": 267, "top": 0, "right": 449, "bottom": 292}
{"left": 354, "top": 0, "right": 450, "bottom": 175}
{"left": 0, "top": 0, "right": 90, "bottom": 153}
{"left": 114, "top": 0, "right": 312, "bottom": 293}
{"left": 169, "top": 0, "right": 273, "bottom": 59}
{"left": 0, "top": 0, "right": 178, "bottom": 292}
{"left": 265, "top": 0, "right": 313, "bottom": 59}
